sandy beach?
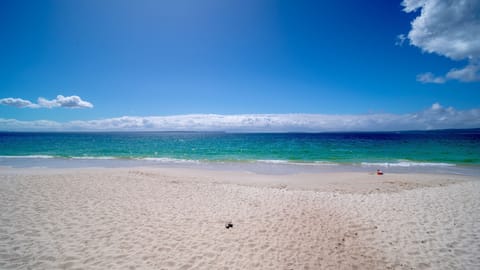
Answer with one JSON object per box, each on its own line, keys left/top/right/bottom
{"left": 0, "top": 167, "right": 479, "bottom": 269}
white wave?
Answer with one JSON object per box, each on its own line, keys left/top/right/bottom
{"left": 361, "top": 161, "right": 456, "bottom": 167}
{"left": 312, "top": 161, "right": 339, "bottom": 166}
{"left": 0, "top": 155, "right": 55, "bottom": 159}
{"left": 70, "top": 156, "right": 118, "bottom": 160}
{"left": 257, "top": 159, "right": 290, "bottom": 164}
{"left": 136, "top": 157, "right": 200, "bottom": 164}
{"left": 256, "top": 159, "right": 338, "bottom": 166}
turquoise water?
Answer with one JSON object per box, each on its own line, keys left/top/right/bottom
{"left": 0, "top": 131, "right": 479, "bottom": 168}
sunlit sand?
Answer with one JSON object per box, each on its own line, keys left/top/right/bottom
{"left": 1, "top": 167, "right": 478, "bottom": 269}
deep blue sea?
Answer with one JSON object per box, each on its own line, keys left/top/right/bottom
{"left": 1, "top": 130, "right": 479, "bottom": 175}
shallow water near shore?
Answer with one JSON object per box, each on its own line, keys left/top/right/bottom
{"left": 1, "top": 130, "right": 479, "bottom": 176}
{"left": 2, "top": 155, "right": 480, "bottom": 177}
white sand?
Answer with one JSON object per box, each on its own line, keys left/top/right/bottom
{"left": 0, "top": 167, "right": 479, "bottom": 269}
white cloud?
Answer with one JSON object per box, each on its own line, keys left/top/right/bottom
{"left": 1, "top": 103, "right": 479, "bottom": 132}
{"left": 0, "top": 95, "right": 93, "bottom": 109}
{"left": 37, "top": 95, "right": 93, "bottom": 108}
{"left": 395, "top": 34, "right": 407, "bottom": 46}
{"left": 430, "top": 102, "right": 441, "bottom": 110}
{"left": 0, "top": 98, "right": 39, "bottom": 108}
{"left": 416, "top": 72, "right": 446, "bottom": 84}
{"left": 402, "top": 0, "right": 480, "bottom": 60}
{"left": 0, "top": 118, "right": 61, "bottom": 130}
{"left": 401, "top": 0, "right": 480, "bottom": 83}
{"left": 446, "top": 64, "right": 480, "bottom": 82}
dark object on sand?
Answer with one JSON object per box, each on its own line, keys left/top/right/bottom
{"left": 376, "top": 169, "right": 384, "bottom": 175}
{"left": 225, "top": 222, "right": 233, "bottom": 229}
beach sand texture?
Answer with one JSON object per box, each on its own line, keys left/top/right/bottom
{"left": 0, "top": 168, "right": 479, "bottom": 269}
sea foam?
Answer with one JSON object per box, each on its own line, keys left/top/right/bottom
{"left": 361, "top": 161, "right": 456, "bottom": 167}
{"left": 0, "top": 155, "right": 55, "bottom": 159}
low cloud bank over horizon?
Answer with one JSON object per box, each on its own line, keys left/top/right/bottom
{"left": 0, "top": 95, "right": 93, "bottom": 109}
{"left": 0, "top": 103, "right": 479, "bottom": 132}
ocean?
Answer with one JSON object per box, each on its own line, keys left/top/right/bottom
{"left": 1, "top": 130, "right": 479, "bottom": 175}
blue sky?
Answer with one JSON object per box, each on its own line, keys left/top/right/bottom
{"left": 0, "top": 0, "right": 479, "bottom": 131}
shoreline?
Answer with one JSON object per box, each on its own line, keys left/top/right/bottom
{"left": 1, "top": 166, "right": 475, "bottom": 194}
{"left": 1, "top": 155, "right": 479, "bottom": 177}
{"left": 1, "top": 166, "right": 479, "bottom": 269}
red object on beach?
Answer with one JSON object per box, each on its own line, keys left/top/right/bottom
{"left": 376, "top": 169, "right": 384, "bottom": 175}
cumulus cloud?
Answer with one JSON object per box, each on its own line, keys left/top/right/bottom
{"left": 37, "top": 95, "right": 93, "bottom": 108}
{"left": 1, "top": 103, "right": 479, "bottom": 132}
{"left": 401, "top": 0, "right": 480, "bottom": 83}
{"left": 445, "top": 64, "right": 480, "bottom": 82}
{"left": 0, "top": 98, "right": 39, "bottom": 108}
{"left": 0, "top": 95, "right": 93, "bottom": 109}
